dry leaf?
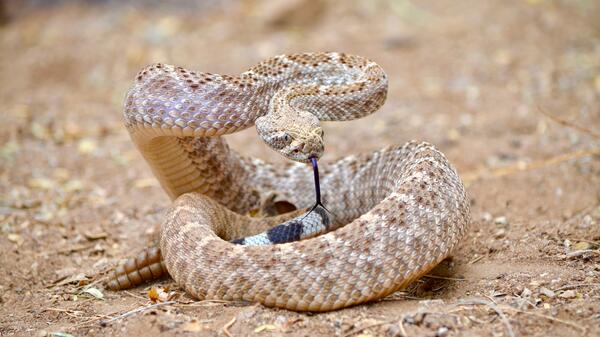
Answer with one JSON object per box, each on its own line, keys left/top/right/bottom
{"left": 254, "top": 324, "right": 278, "bottom": 333}
{"left": 148, "top": 287, "right": 160, "bottom": 302}
{"left": 84, "top": 231, "right": 107, "bottom": 240}
{"left": 50, "top": 332, "right": 75, "bottom": 337}
{"left": 148, "top": 286, "right": 172, "bottom": 302}
{"left": 572, "top": 241, "right": 592, "bottom": 251}
{"left": 82, "top": 287, "right": 104, "bottom": 300}
{"left": 7, "top": 233, "right": 24, "bottom": 245}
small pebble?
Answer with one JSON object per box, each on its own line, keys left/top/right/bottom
{"left": 494, "top": 229, "right": 506, "bottom": 239}
{"left": 539, "top": 287, "right": 556, "bottom": 298}
{"left": 7, "top": 233, "right": 24, "bottom": 245}
{"left": 77, "top": 138, "right": 97, "bottom": 154}
{"left": 436, "top": 326, "right": 449, "bottom": 337}
{"left": 521, "top": 287, "right": 532, "bottom": 298}
{"left": 494, "top": 216, "right": 508, "bottom": 225}
{"left": 482, "top": 212, "right": 493, "bottom": 222}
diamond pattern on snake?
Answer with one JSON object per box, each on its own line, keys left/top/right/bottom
{"left": 106, "top": 52, "right": 470, "bottom": 312}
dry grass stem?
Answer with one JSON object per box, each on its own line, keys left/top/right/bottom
{"left": 458, "top": 299, "right": 516, "bottom": 337}
{"left": 222, "top": 316, "right": 237, "bottom": 337}
{"left": 537, "top": 106, "right": 600, "bottom": 139}
{"left": 463, "top": 147, "right": 600, "bottom": 184}
{"left": 99, "top": 301, "right": 176, "bottom": 326}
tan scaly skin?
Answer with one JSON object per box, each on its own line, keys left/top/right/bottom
{"left": 107, "top": 52, "right": 470, "bottom": 312}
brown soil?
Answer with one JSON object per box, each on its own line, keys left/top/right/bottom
{"left": 1, "top": 1, "right": 599, "bottom": 336}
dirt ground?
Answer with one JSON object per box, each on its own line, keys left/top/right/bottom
{"left": 1, "top": 0, "right": 599, "bottom": 336}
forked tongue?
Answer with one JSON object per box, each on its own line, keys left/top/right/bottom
{"left": 306, "top": 157, "right": 333, "bottom": 219}
{"left": 310, "top": 157, "right": 322, "bottom": 207}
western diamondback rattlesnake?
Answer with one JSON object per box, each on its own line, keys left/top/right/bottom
{"left": 108, "top": 52, "right": 470, "bottom": 311}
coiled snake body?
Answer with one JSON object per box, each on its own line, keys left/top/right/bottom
{"left": 109, "top": 52, "right": 470, "bottom": 311}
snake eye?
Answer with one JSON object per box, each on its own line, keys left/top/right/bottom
{"left": 276, "top": 133, "right": 292, "bottom": 144}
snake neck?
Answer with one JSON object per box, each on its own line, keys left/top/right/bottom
{"left": 131, "top": 132, "right": 261, "bottom": 214}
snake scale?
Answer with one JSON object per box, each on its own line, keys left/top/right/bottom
{"left": 107, "top": 52, "right": 470, "bottom": 312}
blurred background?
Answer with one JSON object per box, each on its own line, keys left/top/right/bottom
{"left": 1, "top": 1, "right": 599, "bottom": 336}
{"left": 1, "top": 0, "right": 599, "bottom": 168}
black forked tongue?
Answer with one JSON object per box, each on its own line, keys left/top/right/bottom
{"left": 310, "top": 157, "right": 322, "bottom": 207}
{"left": 304, "top": 156, "right": 332, "bottom": 219}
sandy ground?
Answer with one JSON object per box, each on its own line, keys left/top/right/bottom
{"left": 1, "top": 0, "right": 599, "bottom": 336}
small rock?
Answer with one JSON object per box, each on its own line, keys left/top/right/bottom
{"left": 7, "top": 233, "right": 24, "bottom": 245}
{"left": 494, "top": 216, "right": 508, "bottom": 225}
{"left": 494, "top": 229, "right": 506, "bottom": 239}
{"left": 482, "top": 212, "right": 493, "bottom": 222}
{"left": 539, "top": 287, "right": 556, "bottom": 298}
{"left": 275, "top": 315, "right": 287, "bottom": 325}
{"left": 77, "top": 138, "right": 97, "bottom": 154}
{"left": 436, "top": 326, "right": 449, "bottom": 337}
{"left": 559, "top": 290, "right": 576, "bottom": 299}
{"left": 521, "top": 287, "right": 532, "bottom": 298}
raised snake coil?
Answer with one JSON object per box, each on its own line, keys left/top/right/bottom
{"left": 115, "top": 52, "right": 470, "bottom": 311}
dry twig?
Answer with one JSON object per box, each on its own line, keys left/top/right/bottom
{"left": 423, "top": 274, "right": 466, "bottom": 281}
{"left": 123, "top": 290, "right": 147, "bottom": 301}
{"left": 565, "top": 249, "right": 600, "bottom": 258}
{"left": 458, "top": 299, "right": 516, "bottom": 337}
{"left": 343, "top": 320, "right": 391, "bottom": 337}
{"left": 99, "top": 301, "right": 176, "bottom": 326}
{"left": 463, "top": 147, "right": 600, "bottom": 184}
{"left": 553, "top": 283, "right": 600, "bottom": 292}
{"left": 398, "top": 315, "right": 408, "bottom": 337}
{"left": 222, "top": 316, "right": 236, "bottom": 337}
{"left": 537, "top": 105, "right": 600, "bottom": 139}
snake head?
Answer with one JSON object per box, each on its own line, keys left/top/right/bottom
{"left": 255, "top": 112, "right": 324, "bottom": 163}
